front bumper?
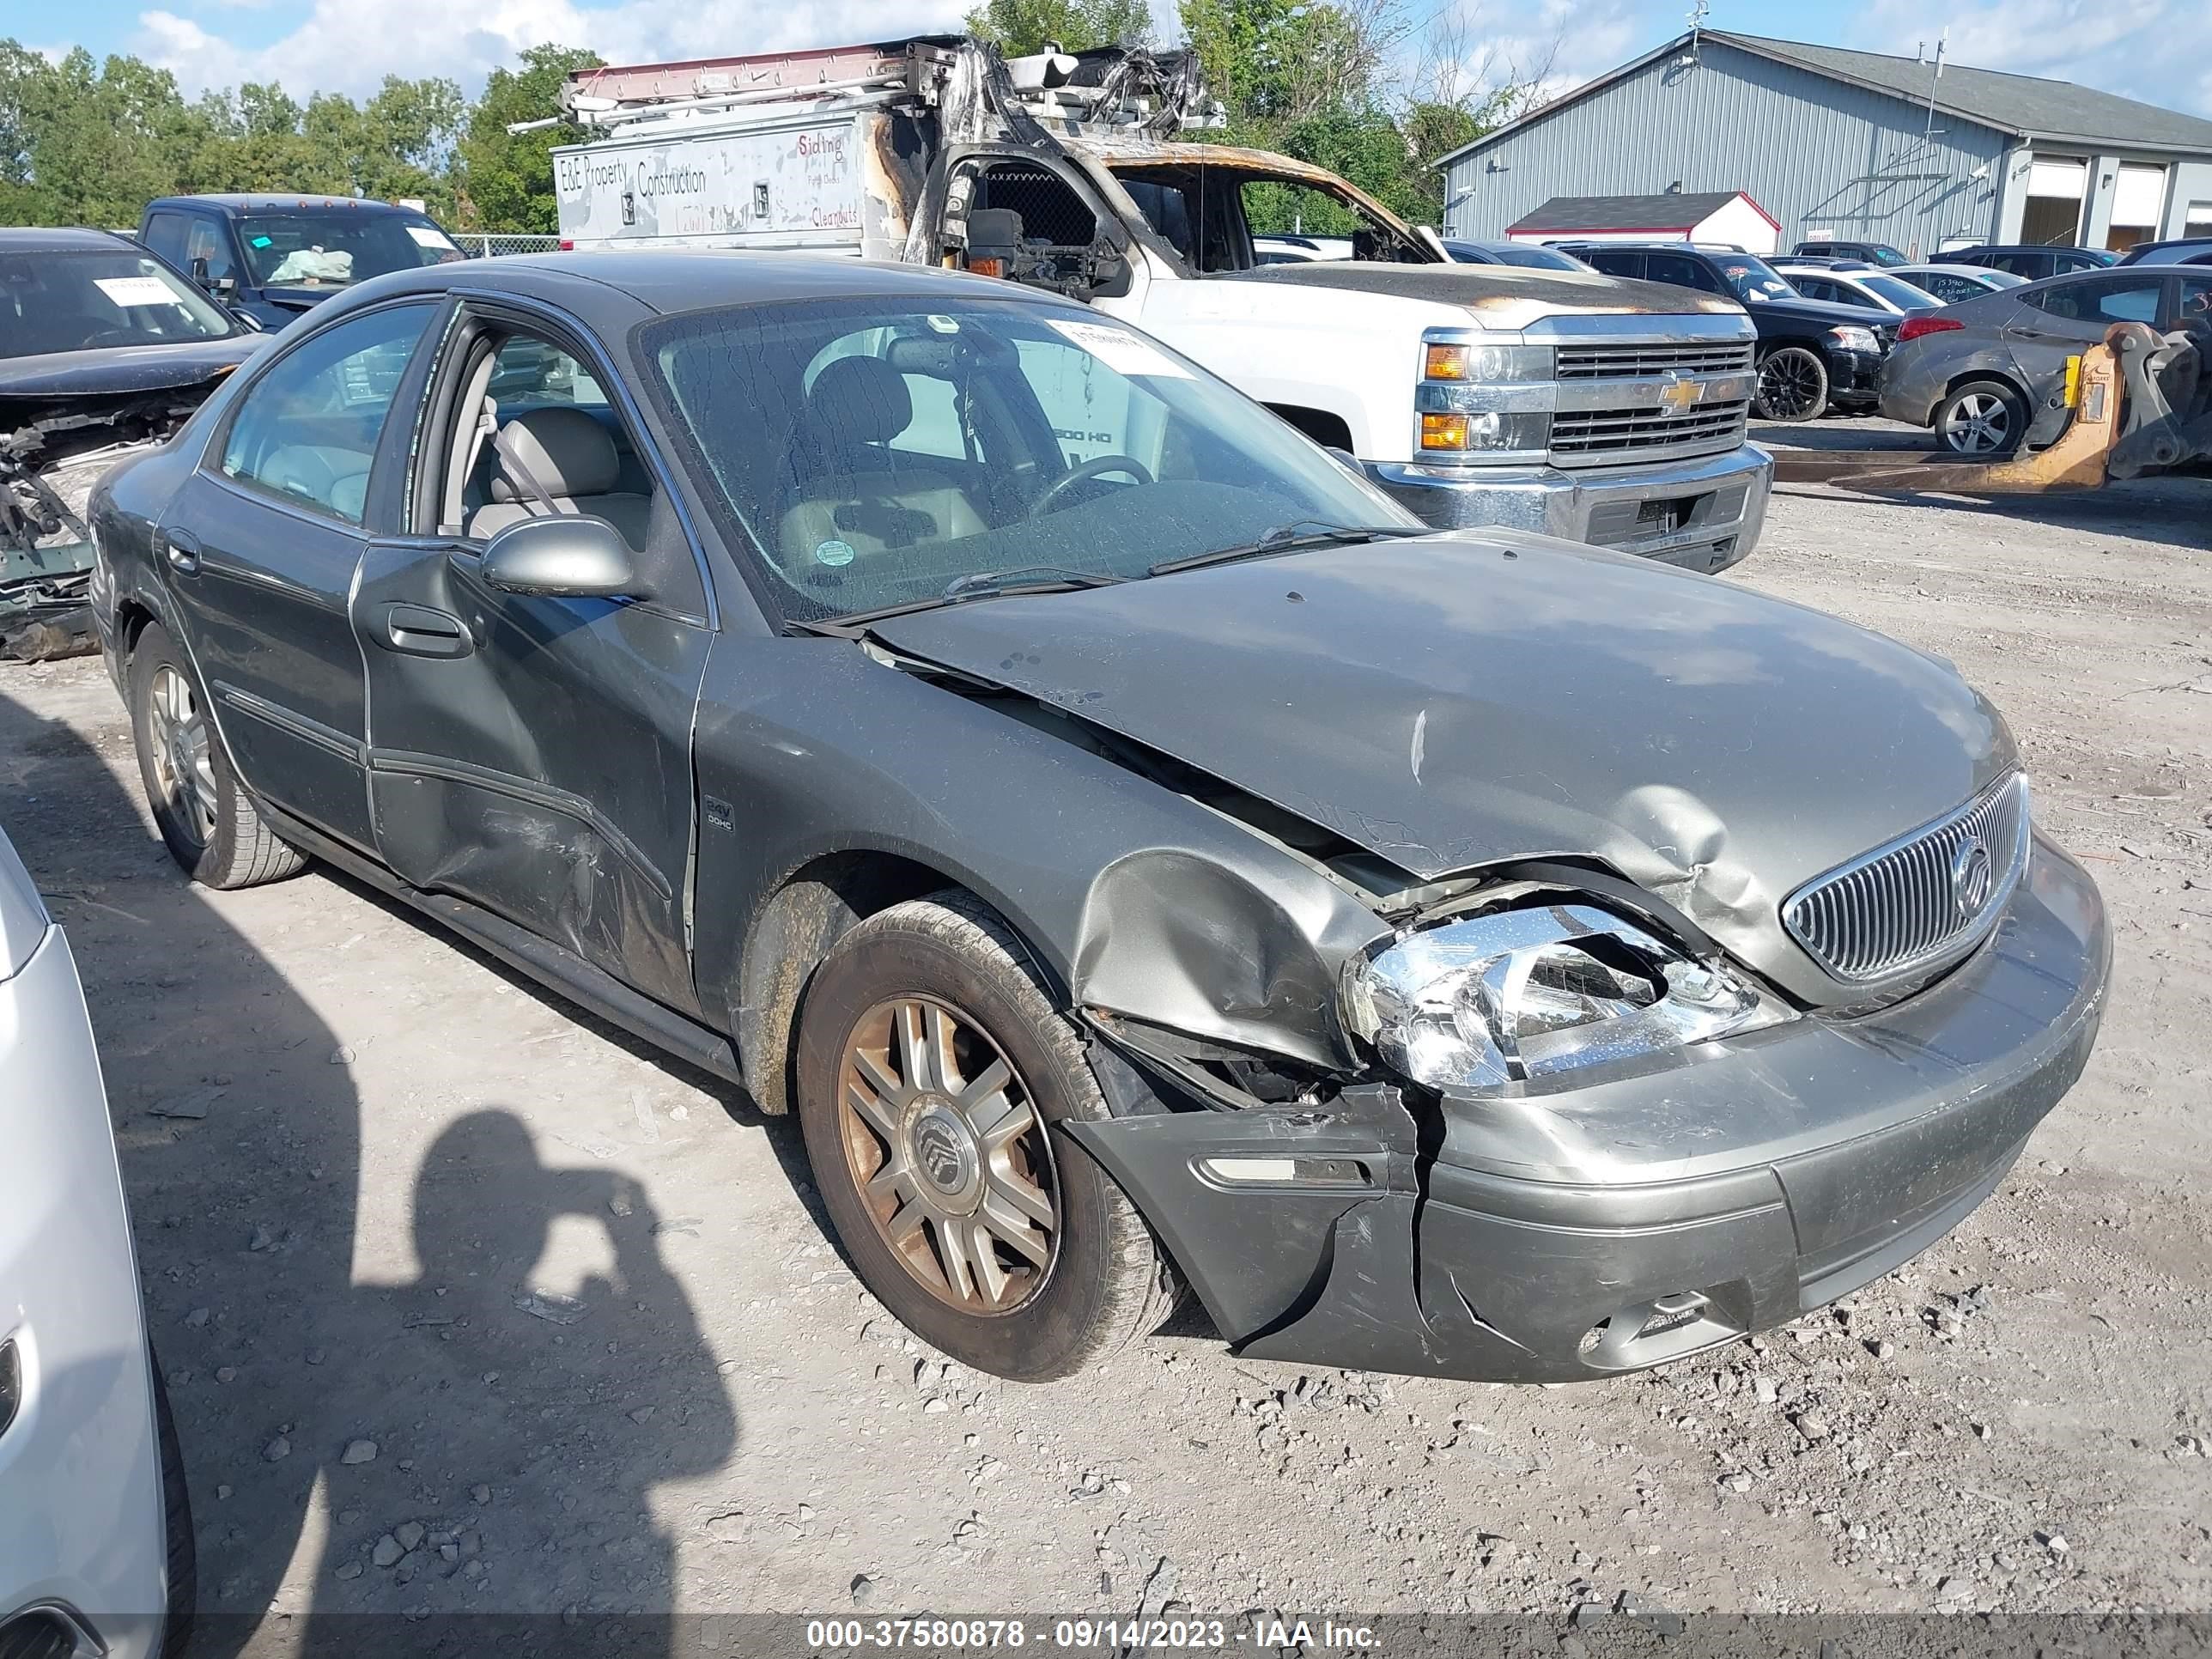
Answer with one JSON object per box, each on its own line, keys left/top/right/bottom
{"left": 1823, "top": 344, "right": 1885, "bottom": 409}
{"left": 1361, "top": 443, "right": 1772, "bottom": 574}
{"left": 0, "top": 924, "right": 168, "bottom": 1659}
{"left": 1068, "top": 833, "right": 2107, "bottom": 1383}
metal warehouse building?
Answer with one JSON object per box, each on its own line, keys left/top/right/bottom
{"left": 1438, "top": 30, "right": 2212, "bottom": 259}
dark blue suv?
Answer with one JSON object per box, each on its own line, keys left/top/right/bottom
{"left": 137, "top": 195, "right": 469, "bottom": 331}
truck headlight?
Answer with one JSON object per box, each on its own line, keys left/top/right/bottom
{"left": 1341, "top": 903, "right": 1792, "bottom": 1091}
{"left": 1418, "top": 409, "right": 1551, "bottom": 453}
{"left": 1826, "top": 325, "right": 1881, "bottom": 354}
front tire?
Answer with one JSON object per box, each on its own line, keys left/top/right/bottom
{"left": 127, "top": 623, "right": 306, "bottom": 889}
{"left": 1935, "top": 378, "right": 2027, "bottom": 456}
{"left": 793, "top": 893, "right": 1175, "bottom": 1382}
{"left": 1754, "top": 344, "right": 1831, "bottom": 422}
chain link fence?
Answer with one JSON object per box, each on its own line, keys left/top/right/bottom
{"left": 448, "top": 233, "right": 564, "bottom": 258}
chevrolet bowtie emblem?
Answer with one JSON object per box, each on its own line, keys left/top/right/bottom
{"left": 1656, "top": 373, "right": 1705, "bottom": 415}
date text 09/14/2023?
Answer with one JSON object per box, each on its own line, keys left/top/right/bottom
{"left": 804, "top": 1617, "right": 1382, "bottom": 1650}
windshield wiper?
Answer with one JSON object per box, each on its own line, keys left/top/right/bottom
{"left": 939, "top": 565, "right": 1124, "bottom": 601}
{"left": 783, "top": 567, "right": 1124, "bottom": 637}
{"left": 1147, "top": 521, "right": 1421, "bottom": 578}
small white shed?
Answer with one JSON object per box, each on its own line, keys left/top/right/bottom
{"left": 1504, "top": 191, "right": 1781, "bottom": 253}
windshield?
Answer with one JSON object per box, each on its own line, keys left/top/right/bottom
{"left": 1489, "top": 243, "right": 1592, "bottom": 271}
{"left": 0, "top": 249, "right": 235, "bottom": 359}
{"left": 643, "top": 297, "right": 1416, "bottom": 623}
{"left": 1860, "top": 273, "right": 1942, "bottom": 309}
{"left": 1715, "top": 255, "right": 1797, "bottom": 302}
{"left": 236, "top": 212, "right": 464, "bottom": 289}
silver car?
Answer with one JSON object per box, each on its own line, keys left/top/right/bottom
{"left": 0, "top": 823, "right": 191, "bottom": 1659}
{"left": 1887, "top": 264, "right": 2027, "bottom": 305}
{"left": 1880, "top": 265, "right": 2212, "bottom": 453}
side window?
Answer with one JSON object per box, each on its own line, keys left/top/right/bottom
{"left": 485, "top": 338, "right": 608, "bottom": 413}
{"left": 219, "top": 303, "right": 434, "bottom": 525}
{"left": 1790, "top": 276, "right": 1836, "bottom": 302}
{"left": 2175, "top": 273, "right": 2212, "bottom": 325}
{"left": 1584, "top": 250, "right": 1644, "bottom": 279}
{"left": 1644, "top": 253, "right": 1719, "bottom": 292}
{"left": 184, "top": 217, "right": 238, "bottom": 284}
{"left": 1920, "top": 273, "right": 1971, "bottom": 303}
{"left": 1831, "top": 283, "right": 1877, "bottom": 308}
{"left": 142, "top": 212, "right": 188, "bottom": 268}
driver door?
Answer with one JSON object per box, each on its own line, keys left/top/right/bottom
{"left": 351, "top": 306, "right": 714, "bottom": 1014}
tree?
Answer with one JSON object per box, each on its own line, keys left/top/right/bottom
{"left": 452, "top": 44, "right": 601, "bottom": 234}
{"left": 964, "top": 0, "right": 1152, "bottom": 54}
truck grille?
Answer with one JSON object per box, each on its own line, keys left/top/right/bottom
{"left": 1782, "top": 774, "right": 2029, "bottom": 982}
{"left": 1555, "top": 343, "right": 1755, "bottom": 380}
{"left": 1550, "top": 401, "right": 1749, "bottom": 463}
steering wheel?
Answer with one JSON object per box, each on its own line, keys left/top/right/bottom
{"left": 1030, "top": 454, "right": 1153, "bottom": 518}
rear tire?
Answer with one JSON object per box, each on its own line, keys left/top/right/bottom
{"left": 127, "top": 623, "right": 306, "bottom": 890}
{"left": 1935, "top": 378, "right": 2028, "bottom": 456}
{"left": 793, "top": 892, "right": 1176, "bottom": 1382}
{"left": 1754, "top": 344, "right": 1830, "bottom": 422}
{"left": 150, "top": 1359, "right": 196, "bottom": 1659}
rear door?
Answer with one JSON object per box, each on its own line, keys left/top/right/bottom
{"left": 351, "top": 302, "right": 713, "bottom": 1013}
{"left": 163, "top": 298, "right": 442, "bottom": 849}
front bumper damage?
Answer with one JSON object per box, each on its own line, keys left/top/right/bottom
{"left": 1362, "top": 443, "right": 1772, "bottom": 574}
{"left": 1066, "top": 834, "right": 2106, "bottom": 1383}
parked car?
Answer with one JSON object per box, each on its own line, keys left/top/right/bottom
{"left": 1, "top": 820, "right": 194, "bottom": 1659}
{"left": 1442, "top": 239, "right": 1595, "bottom": 272}
{"left": 2, "top": 227, "right": 264, "bottom": 659}
{"left": 1791, "top": 239, "right": 1908, "bottom": 267}
{"left": 1573, "top": 244, "right": 1892, "bottom": 421}
{"left": 90, "top": 252, "right": 2106, "bottom": 1388}
{"left": 137, "top": 196, "right": 467, "bottom": 332}
{"left": 1887, "top": 264, "right": 2029, "bottom": 305}
{"left": 1881, "top": 265, "right": 2212, "bottom": 453}
{"left": 1773, "top": 263, "right": 1943, "bottom": 314}
{"left": 2114, "top": 237, "right": 2212, "bottom": 267}
{"left": 1945, "top": 244, "right": 2118, "bottom": 282}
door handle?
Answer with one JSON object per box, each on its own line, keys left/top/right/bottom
{"left": 381, "top": 603, "right": 474, "bottom": 659}
{"left": 161, "top": 529, "right": 201, "bottom": 574}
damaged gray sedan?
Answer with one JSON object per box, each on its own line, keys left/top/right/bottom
{"left": 88, "top": 253, "right": 2108, "bottom": 1384}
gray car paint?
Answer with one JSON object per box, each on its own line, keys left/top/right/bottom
{"left": 87, "top": 251, "right": 2108, "bottom": 1384}
{"left": 870, "top": 533, "right": 2014, "bottom": 1010}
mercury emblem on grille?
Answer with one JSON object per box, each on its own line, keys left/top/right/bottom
{"left": 1950, "top": 833, "right": 1994, "bottom": 921}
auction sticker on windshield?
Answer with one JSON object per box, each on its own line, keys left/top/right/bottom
{"left": 94, "top": 276, "right": 180, "bottom": 307}
{"left": 406, "top": 225, "right": 458, "bottom": 250}
{"left": 1047, "top": 319, "right": 1190, "bottom": 378}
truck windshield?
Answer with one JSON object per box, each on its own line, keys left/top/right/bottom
{"left": 235, "top": 213, "right": 465, "bottom": 289}
{"left": 643, "top": 296, "right": 1417, "bottom": 624}
{"left": 0, "top": 250, "right": 236, "bottom": 359}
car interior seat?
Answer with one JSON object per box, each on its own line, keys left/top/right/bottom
{"left": 465, "top": 406, "right": 652, "bottom": 548}
{"left": 776, "top": 355, "right": 986, "bottom": 573}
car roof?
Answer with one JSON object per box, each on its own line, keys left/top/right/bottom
{"left": 0, "top": 225, "right": 139, "bottom": 252}
{"left": 145, "top": 194, "right": 430, "bottom": 216}
{"left": 339, "top": 249, "right": 1097, "bottom": 323}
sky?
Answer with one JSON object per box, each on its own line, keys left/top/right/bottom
{"left": 10, "top": 0, "right": 2212, "bottom": 125}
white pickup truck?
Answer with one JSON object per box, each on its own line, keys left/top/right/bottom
{"left": 547, "top": 39, "right": 1771, "bottom": 571}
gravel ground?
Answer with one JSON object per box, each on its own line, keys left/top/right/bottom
{"left": 2, "top": 454, "right": 2208, "bottom": 1650}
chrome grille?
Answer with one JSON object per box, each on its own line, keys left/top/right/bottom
{"left": 1550, "top": 401, "right": 1750, "bottom": 462}
{"left": 1555, "top": 342, "right": 1755, "bottom": 380}
{"left": 1783, "top": 775, "right": 2029, "bottom": 982}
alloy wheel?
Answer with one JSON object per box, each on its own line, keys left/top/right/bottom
{"left": 1757, "top": 350, "right": 1825, "bottom": 420}
{"left": 146, "top": 665, "right": 217, "bottom": 848}
{"left": 836, "top": 996, "right": 1059, "bottom": 1314}
{"left": 1942, "top": 392, "right": 2014, "bottom": 453}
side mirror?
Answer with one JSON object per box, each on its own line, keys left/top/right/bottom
{"left": 479, "top": 515, "right": 641, "bottom": 599}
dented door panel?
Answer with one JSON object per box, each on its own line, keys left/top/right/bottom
{"left": 354, "top": 537, "right": 710, "bottom": 1014}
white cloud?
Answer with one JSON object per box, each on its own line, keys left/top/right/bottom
{"left": 1847, "top": 0, "right": 2212, "bottom": 118}
{"left": 136, "top": 0, "right": 966, "bottom": 99}
{"left": 1424, "top": 0, "right": 1645, "bottom": 108}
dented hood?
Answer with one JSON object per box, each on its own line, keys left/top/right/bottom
{"left": 0, "top": 336, "right": 260, "bottom": 423}
{"left": 872, "top": 534, "right": 2016, "bottom": 1001}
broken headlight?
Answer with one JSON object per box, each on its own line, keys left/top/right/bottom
{"left": 1340, "top": 903, "right": 1793, "bottom": 1091}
